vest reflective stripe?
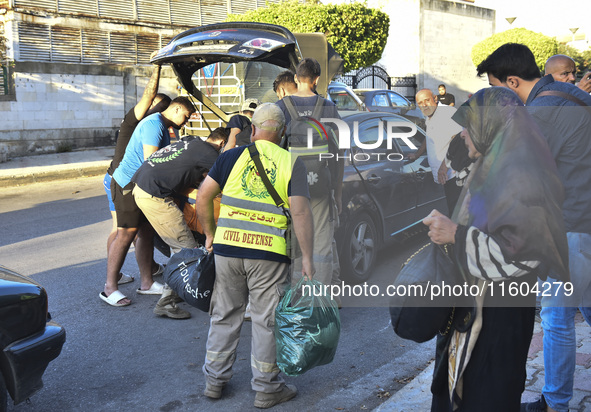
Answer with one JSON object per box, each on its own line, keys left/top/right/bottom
{"left": 289, "top": 144, "right": 329, "bottom": 157}
{"left": 214, "top": 141, "right": 292, "bottom": 256}
{"left": 216, "top": 218, "right": 285, "bottom": 238}
{"left": 221, "top": 194, "right": 286, "bottom": 214}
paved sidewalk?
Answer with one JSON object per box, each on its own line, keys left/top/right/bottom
{"left": 376, "top": 314, "right": 591, "bottom": 411}
{"left": 0, "top": 146, "right": 113, "bottom": 187}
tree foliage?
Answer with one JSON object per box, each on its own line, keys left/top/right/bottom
{"left": 557, "top": 43, "right": 591, "bottom": 74}
{"left": 0, "top": 25, "right": 8, "bottom": 67}
{"left": 227, "top": 0, "right": 389, "bottom": 72}
{"left": 471, "top": 28, "right": 559, "bottom": 71}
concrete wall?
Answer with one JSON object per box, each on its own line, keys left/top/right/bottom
{"left": 365, "top": 0, "right": 494, "bottom": 104}
{"left": 374, "top": 0, "right": 421, "bottom": 77}
{"left": 419, "top": 0, "right": 495, "bottom": 104}
{"left": 0, "top": 62, "right": 179, "bottom": 159}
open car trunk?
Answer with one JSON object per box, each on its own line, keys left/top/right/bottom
{"left": 152, "top": 22, "right": 343, "bottom": 136}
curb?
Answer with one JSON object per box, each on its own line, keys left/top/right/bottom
{"left": 374, "top": 361, "right": 434, "bottom": 411}
{"left": 0, "top": 162, "right": 109, "bottom": 188}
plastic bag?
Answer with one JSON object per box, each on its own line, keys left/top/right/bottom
{"left": 274, "top": 278, "right": 340, "bottom": 376}
{"left": 162, "top": 247, "right": 215, "bottom": 312}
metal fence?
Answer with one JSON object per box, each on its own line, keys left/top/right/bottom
{"left": 335, "top": 66, "right": 417, "bottom": 102}
{"left": 0, "top": 66, "right": 7, "bottom": 95}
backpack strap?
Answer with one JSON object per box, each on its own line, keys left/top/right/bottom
{"left": 282, "top": 96, "right": 301, "bottom": 126}
{"left": 534, "top": 90, "right": 591, "bottom": 117}
{"left": 311, "top": 95, "right": 325, "bottom": 120}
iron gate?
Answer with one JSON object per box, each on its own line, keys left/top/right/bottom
{"left": 335, "top": 65, "right": 417, "bottom": 102}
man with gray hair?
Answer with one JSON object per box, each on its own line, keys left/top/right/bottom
{"left": 411, "top": 88, "right": 462, "bottom": 214}
{"left": 197, "top": 103, "right": 314, "bottom": 408}
{"left": 545, "top": 54, "right": 591, "bottom": 93}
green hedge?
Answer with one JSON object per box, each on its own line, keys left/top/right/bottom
{"left": 228, "top": 0, "right": 389, "bottom": 72}
{"left": 471, "top": 28, "right": 559, "bottom": 71}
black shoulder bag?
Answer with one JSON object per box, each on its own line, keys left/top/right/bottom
{"left": 389, "top": 242, "right": 474, "bottom": 343}
{"left": 247, "top": 144, "right": 297, "bottom": 259}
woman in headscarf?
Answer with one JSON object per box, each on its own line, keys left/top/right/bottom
{"left": 423, "top": 87, "right": 569, "bottom": 412}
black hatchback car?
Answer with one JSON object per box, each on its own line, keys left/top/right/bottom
{"left": 0, "top": 265, "right": 65, "bottom": 410}
{"left": 152, "top": 22, "right": 446, "bottom": 282}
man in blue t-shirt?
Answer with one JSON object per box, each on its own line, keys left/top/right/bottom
{"left": 101, "top": 96, "right": 194, "bottom": 309}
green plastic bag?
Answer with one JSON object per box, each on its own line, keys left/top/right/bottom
{"left": 274, "top": 278, "right": 341, "bottom": 376}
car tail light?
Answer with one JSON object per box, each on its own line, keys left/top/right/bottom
{"left": 242, "top": 38, "right": 285, "bottom": 52}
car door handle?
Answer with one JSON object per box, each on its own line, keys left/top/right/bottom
{"left": 366, "top": 174, "right": 381, "bottom": 184}
{"left": 415, "top": 170, "right": 427, "bottom": 181}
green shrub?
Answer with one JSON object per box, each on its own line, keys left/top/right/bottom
{"left": 228, "top": 0, "right": 389, "bottom": 72}
{"left": 471, "top": 28, "right": 559, "bottom": 71}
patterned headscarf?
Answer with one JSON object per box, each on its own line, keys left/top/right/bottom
{"left": 452, "top": 87, "right": 568, "bottom": 279}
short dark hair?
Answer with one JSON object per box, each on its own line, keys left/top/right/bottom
{"left": 170, "top": 96, "right": 195, "bottom": 112}
{"left": 438, "top": 84, "right": 446, "bottom": 89}
{"left": 208, "top": 127, "right": 229, "bottom": 143}
{"left": 476, "top": 43, "right": 541, "bottom": 82}
{"left": 296, "top": 58, "right": 321, "bottom": 81}
{"left": 273, "top": 70, "right": 296, "bottom": 92}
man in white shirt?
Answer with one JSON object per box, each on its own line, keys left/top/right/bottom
{"left": 410, "top": 89, "right": 462, "bottom": 215}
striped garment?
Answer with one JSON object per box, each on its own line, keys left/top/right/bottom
{"left": 464, "top": 226, "right": 539, "bottom": 280}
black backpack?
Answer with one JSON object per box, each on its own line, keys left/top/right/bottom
{"left": 281, "top": 96, "right": 338, "bottom": 198}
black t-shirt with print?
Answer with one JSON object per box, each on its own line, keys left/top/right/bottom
{"left": 132, "top": 137, "right": 220, "bottom": 198}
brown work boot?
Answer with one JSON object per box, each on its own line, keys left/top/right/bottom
{"left": 153, "top": 287, "right": 190, "bottom": 319}
{"left": 254, "top": 384, "right": 297, "bottom": 409}
{"left": 203, "top": 382, "right": 223, "bottom": 399}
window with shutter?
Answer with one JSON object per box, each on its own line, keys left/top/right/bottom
{"left": 82, "top": 29, "right": 110, "bottom": 63}
{"left": 110, "top": 32, "right": 137, "bottom": 64}
{"left": 51, "top": 26, "right": 82, "bottom": 63}
{"left": 18, "top": 22, "right": 51, "bottom": 62}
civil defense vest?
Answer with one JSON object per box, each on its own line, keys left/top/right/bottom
{"left": 214, "top": 140, "right": 292, "bottom": 256}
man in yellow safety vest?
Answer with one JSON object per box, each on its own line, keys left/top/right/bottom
{"left": 196, "top": 103, "right": 314, "bottom": 409}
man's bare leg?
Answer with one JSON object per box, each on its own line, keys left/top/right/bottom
{"left": 104, "top": 226, "right": 138, "bottom": 305}
{"left": 136, "top": 222, "right": 156, "bottom": 291}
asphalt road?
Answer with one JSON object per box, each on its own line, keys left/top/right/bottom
{"left": 0, "top": 176, "right": 435, "bottom": 412}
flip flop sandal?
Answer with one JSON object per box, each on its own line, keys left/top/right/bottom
{"left": 99, "top": 290, "right": 131, "bottom": 307}
{"left": 137, "top": 281, "right": 164, "bottom": 295}
{"left": 118, "top": 273, "right": 135, "bottom": 285}
{"left": 152, "top": 264, "right": 165, "bottom": 277}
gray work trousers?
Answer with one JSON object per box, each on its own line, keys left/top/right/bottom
{"left": 203, "top": 255, "right": 290, "bottom": 393}
{"left": 291, "top": 194, "right": 340, "bottom": 286}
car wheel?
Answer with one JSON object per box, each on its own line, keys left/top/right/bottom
{"left": 341, "top": 213, "right": 378, "bottom": 283}
{"left": 0, "top": 371, "right": 7, "bottom": 412}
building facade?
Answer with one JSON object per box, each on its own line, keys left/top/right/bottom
{"left": 0, "top": 0, "right": 278, "bottom": 159}
{"left": 0, "top": 0, "right": 496, "bottom": 159}
{"left": 373, "top": 0, "right": 495, "bottom": 105}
